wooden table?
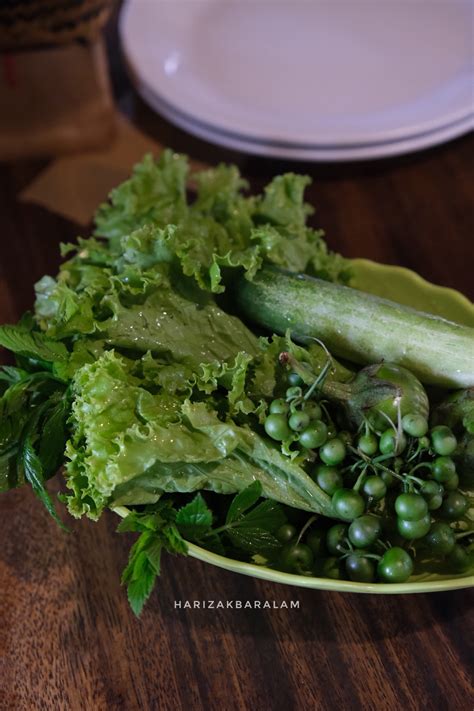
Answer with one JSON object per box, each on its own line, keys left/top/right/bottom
{"left": 0, "top": 36, "right": 473, "bottom": 711}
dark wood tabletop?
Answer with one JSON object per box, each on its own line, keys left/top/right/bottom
{"left": 0, "top": 23, "right": 473, "bottom": 711}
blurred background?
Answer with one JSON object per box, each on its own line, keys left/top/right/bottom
{"left": 1, "top": 0, "right": 472, "bottom": 162}
{"left": 0, "top": 0, "right": 472, "bottom": 296}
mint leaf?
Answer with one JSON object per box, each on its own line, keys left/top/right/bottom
{"left": 144, "top": 537, "right": 164, "bottom": 570}
{"left": 0, "top": 325, "right": 68, "bottom": 364}
{"left": 127, "top": 573, "right": 157, "bottom": 617}
{"left": 162, "top": 522, "right": 188, "bottom": 556}
{"left": 118, "top": 504, "right": 188, "bottom": 615}
{"left": 121, "top": 532, "right": 161, "bottom": 616}
{"left": 117, "top": 511, "right": 153, "bottom": 534}
{"left": 176, "top": 493, "right": 213, "bottom": 539}
{"left": 226, "top": 480, "right": 262, "bottom": 524}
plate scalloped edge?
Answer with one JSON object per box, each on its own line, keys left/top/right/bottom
{"left": 349, "top": 259, "right": 474, "bottom": 327}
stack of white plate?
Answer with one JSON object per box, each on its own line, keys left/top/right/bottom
{"left": 120, "top": 0, "right": 474, "bottom": 161}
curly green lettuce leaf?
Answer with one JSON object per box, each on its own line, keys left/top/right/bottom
{"left": 65, "top": 351, "right": 333, "bottom": 519}
{"left": 182, "top": 401, "right": 332, "bottom": 513}
{"left": 254, "top": 173, "right": 313, "bottom": 227}
{"left": 173, "top": 215, "right": 263, "bottom": 294}
{"left": 32, "top": 154, "right": 347, "bottom": 353}
{"left": 94, "top": 151, "right": 189, "bottom": 246}
{"left": 91, "top": 152, "right": 348, "bottom": 294}
{"left": 34, "top": 231, "right": 260, "bottom": 374}
{"left": 194, "top": 351, "right": 256, "bottom": 415}
{"left": 102, "top": 287, "right": 260, "bottom": 369}
{"left": 2, "top": 152, "right": 349, "bottom": 525}
{"left": 65, "top": 351, "right": 187, "bottom": 517}
{"left": 35, "top": 276, "right": 98, "bottom": 338}
{"left": 192, "top": 163, "right": 251, "bottom": 216}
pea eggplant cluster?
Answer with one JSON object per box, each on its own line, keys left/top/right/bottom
{"left": 263, "top": 355, "right": 473, "bottom": 584}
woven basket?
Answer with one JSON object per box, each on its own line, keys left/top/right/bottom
{"left": 0, "top": 0, "right": 114, "bottom": 51}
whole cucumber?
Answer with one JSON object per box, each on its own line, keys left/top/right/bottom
{"left": 236, "top": 267, "right": 474, "bottom": 389}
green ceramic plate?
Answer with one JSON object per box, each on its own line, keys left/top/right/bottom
{"left": 350, "top": 258, "right": 474, "bottom": 327}
{"left": 115, "top": 260, "right": 474, "bottom": 594}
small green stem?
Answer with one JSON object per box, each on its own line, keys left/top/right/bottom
{"left": 296, "top": 515, "right": 317, "bottom": 545}
{"left": 341, "top": 551, "right": 381, "bottom": 561}
{"left": 405, "top": 475, "right": 425, "bottom": 487}
{"left": 372, "top": 453, "right": 398, "bottom": 465}
{"left": 353, "top": 467, "right": 367, "bottom": 492}
{"left": 289, "top": 398, "right": 304, "bottom": 411}
{"left": 202, "top": 523, "right": 231, "bottom": 538}
{"left": 455, "top": 529, "right": 474, "bottom": 541}
{"left": 320, "top": 379, "right": 352, "bottom": 403}
{"left": 377, "top": 409, "right": 398, "bottom": 434}
{"left": 371, "top": 461, "right": 404, "bottom": 483}
{"left": 286, "top": 388, "right": 303, "bottom": 402}
{"left": 304, "top": 360, "right": 332, "bottom": 400}
{"left": 408, "top": 462, "right": 432, "bottom": 477}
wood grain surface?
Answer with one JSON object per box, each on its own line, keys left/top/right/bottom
{"left": 0, "top": 27, "right": 473, "bottom": 711}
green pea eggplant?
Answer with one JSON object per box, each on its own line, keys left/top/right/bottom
{"left": 431, "top": 388, "right": 474, "bottom": 485}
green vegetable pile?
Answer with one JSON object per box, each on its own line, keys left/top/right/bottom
{"left": 1, "top": 151, "right": 473, "bottom": 614}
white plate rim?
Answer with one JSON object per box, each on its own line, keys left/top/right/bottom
{"left": 135, "top": 78, "right": 474, "bottom": 161}
{"left": 120, "top": 0, "right": 474, "bottom": 147}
